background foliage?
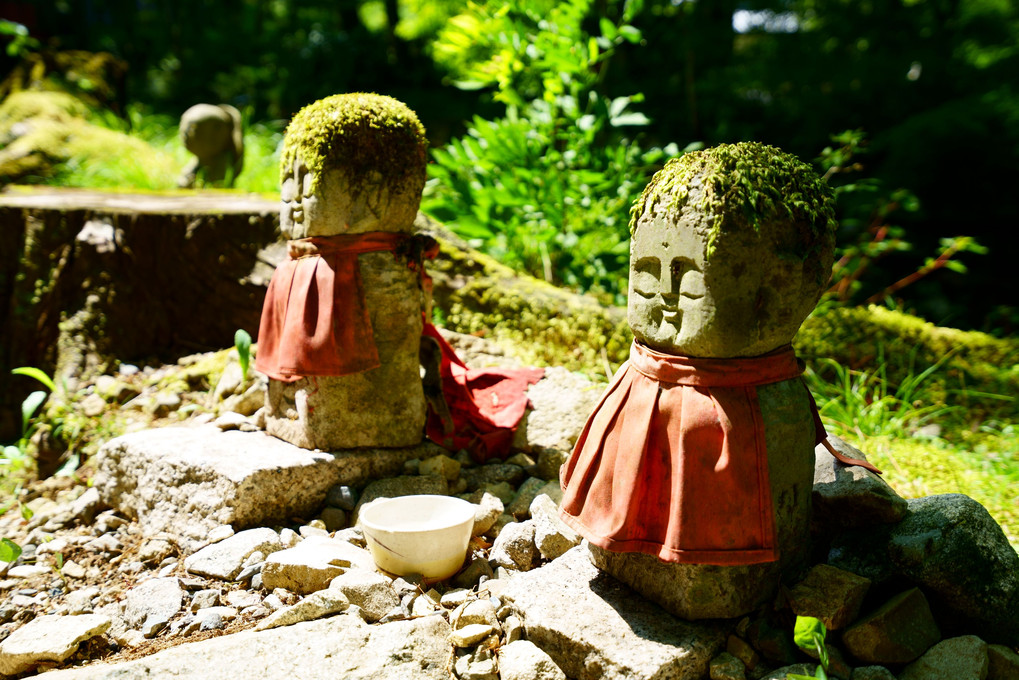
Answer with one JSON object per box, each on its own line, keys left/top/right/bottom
{"left": 3, "top": 0, "right": 1018, "bottom": 330}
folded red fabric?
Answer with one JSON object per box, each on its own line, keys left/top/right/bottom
{"left": 560, "top": 341, "right": 854, "bottom": 566}
{"left": 422, "top": 323, "right": 544, "bottom": 463}
{"left": 255, "top": 233, "right": 407, "bottom": 382}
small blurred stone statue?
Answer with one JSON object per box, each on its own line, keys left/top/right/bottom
{"left": 559, "top": 143, "right": 879, "bottom": 619}
{"left": 177, "top": 103, "right": 244, "bottom": 188}
{"left": 255, "top": 93, "right": 430, "bottom": 450}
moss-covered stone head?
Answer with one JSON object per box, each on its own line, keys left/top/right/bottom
{"left": 279, "top": 93, "right": 428, "bottom": 237}
{"left": 628, "top": 142, "right": 837, "bottom": 358}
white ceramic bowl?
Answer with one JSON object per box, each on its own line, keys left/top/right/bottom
{"left": 359, "top": 494, "right": 475, "bottom": 582}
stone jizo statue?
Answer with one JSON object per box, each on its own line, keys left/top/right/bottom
{"left": 177, "top": 103, "right": 244, "bottom": 188}
{"left": 559, "top": 142, "right": 879, "bottom": 619}
{"left": 255, "top": 93, "right": 429, "bottom": 450}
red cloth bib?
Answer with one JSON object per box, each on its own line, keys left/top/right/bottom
{"left": 422, "top": 323, "right": 544, "bottom": 462}
{"left": 255, "top": 233, "right": 407, "bottom": 382}
{"left": 560, "top": 341, "right": 872, "bottom": 566}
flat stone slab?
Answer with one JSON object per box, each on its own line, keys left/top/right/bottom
{"left": 0, "top": 614, "right": 112, "bottom": 676}
{"left": 496, "top": 545, "right": 726, "bottom": 680}
{"left": 95, "top": 425, "right": 423, "bottom": 552}
{"left": 39, "top": 613, "right": 451, "bottom": 680}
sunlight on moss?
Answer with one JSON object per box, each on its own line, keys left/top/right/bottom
{"left": 844, "top": 433, "right": 1019, "bottom": 550}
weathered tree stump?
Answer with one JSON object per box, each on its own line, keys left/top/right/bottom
{"left": 0, "top": 187, "right": 279, "bottom": 441}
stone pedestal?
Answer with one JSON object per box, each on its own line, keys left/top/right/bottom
{"left": 264, "top": 251, "right": 425, "bottom": 450}
{"left": 589, "top": 378, "right": 817, "bottom": 620}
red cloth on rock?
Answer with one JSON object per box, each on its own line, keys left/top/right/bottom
{"left": 560, "top": 341, "right": 838, "bottom": 566}
{"left": 255, "top": 233, "right": 407, "bottom": 382}
{"left": 422, "top": 323, "right": 544, "bottom": 463}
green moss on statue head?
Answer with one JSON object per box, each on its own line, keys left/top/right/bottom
{"left": 629, "top": 142, "right": 837, "bottom": 260}
{"left": 280, "top": 93, "right": 428, "bottom": 194}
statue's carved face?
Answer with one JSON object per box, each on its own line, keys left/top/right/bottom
{"left": 628, "top": 221, "right": 713, "bottom": 354}
{"left": 628, "top": 211, "right": 828, "bottom": 358}
{"left": 280, "top": 156, "right": 319, "bottom": 238}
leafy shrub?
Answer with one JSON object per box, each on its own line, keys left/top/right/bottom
{"left": 423, "top": 0, "right": 677, "bottom": 301}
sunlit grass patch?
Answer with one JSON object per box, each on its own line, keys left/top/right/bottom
{"left": 838, "top": 431, "right": 1019, "bottom": 551}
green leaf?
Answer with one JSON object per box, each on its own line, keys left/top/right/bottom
{"left": 599, "top": 17, "right": 617, "bottom": 40}
{"left": 588, "top": 37, "right": 599, "bottom": 63}
{"left": 19, "top": 503, "right": 33, "bottom": 521}
{"left": 21, "top": 390, "right": 46, "bottom": 434}
{"left": 234, "top": 329, "right": 252, "bottom": 380}
{"left": 12, "top": 367, "right": 56, "bottom": 392}
{"left": 787, "top": 675, "right": 817, "bottom": 680}
{"left": 793, "top": 616, "right": 827, "bottom": 651}
{"left": 618, "top": 25, "right": 642, "bottom": 43}
{"left": 610, "top": 112, "right": 651, "bottom": 127}
{"left": 0, "top": 538, "right": 21, "bottom": 563}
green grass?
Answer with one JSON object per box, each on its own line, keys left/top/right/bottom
{"left": 50, "top": 104, "right": 284, "bottom": 194}
{"left": 807, "top": 351, "right": 1019, "bottom": 549}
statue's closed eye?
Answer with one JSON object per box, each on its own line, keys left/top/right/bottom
{"left": 632, "top": 257, "right": 660, "bottom": 297}
{"left": 680, "top": 269, "right": 705, "bottom": 299}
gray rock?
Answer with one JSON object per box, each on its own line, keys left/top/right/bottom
{"left": 69, "top": 487, "right": 104, "bottom": 525}
{"left": 841, "top": 588, "right": 941, "bottom": 664}
{"left": 141, "top": 614, "right": 168, "bottom": 639}
{"left": 0, "top": 613, "right": 111, "bottom": 676}
{"left": 503, "top": 614, "right": 524, "bottom": 643}
{"left": 535, "top": 449, "right": 569, "bottom": 483}
{"left": 462, "top": 464, "right": 526, "bottom": 492}
{"left": 255, "top": 590, "right": 350, "bottom": 631}
{"left": 889, "top": 495, "right": 1019, "bottom": 645}
{"left": 190, "top": 589, "right": 221, "bottom": 612}
{"left": 352, "top": 474, "right": 448, "bottom": 524}
{"left": 530, "top": 494, "right": 581, "bottom": 561}
{"left": 123, "top": 577, "right": 185, "bottom": 629}
{"left": 472, "top": 492, "right": 504, "bottom": 537}
{"left": 833, "top": 494, "right": 1019, "bottom": 645}
{"left": 758, "top": 664, "right": 817, "bottom": 680}
{"left": 851, "top": 667, "right": 897, "bottom": 680}
{"left": 65, "top": 586, "right": 100, "bottom": 615}
{"left": 320, "top": 507, "right": 347, "bottom": 532}
{"left": 490, "top": 520, "right": 537, "bottom": 571}
{"left": 450, "top": 623, "right": 496, "bottom": 647}
{"left": 724, "top": 636, "right": 759, "bottom": 674}
{"left": 95, "top": 426, "right": 422, "bottom": 552}
{"left": 988, "top": 643, "right": 1019, "bottom": 680}
{"left": 709, "top": 652, "right": 746, "bottom": 680}
{"left": 496, "top": 546, "right": 726, "bottom": 680}
{"left": 452, "top": 598, "right": 499, "bottom": 630}
{"left": 499, "top": 640, "right": 567, "bottom": 680}
{"left": 812, "top": 437, "right": 908, "bottom": 530}
{"left": 452, "top": 557, "right": 494, "bottom": 589}
{"left": 325, "top": 485, "right": 358, "bottom": 512}
{"left": 506, "top": 477, "right": 548, "bottom": 518}
{"left": 198, "top": 612, "right": 225, "bottom": 631}
{"left": 147, "top": 392, "right": 182, "bottom": 417}
{"left": 513, "top": 367, "right": 604, "bottom": 454}
{"left": 899, "top": 635, "right": 988, "bottom": 680}
{"left": 42, "top": 611, "right": 452, "bottom": 679}
{"left": 328, "top": 569, "right": 400, "bottom": 623}
{"left": 184, "top": 527, "right": 281, "bottom": 581}
{"left": 137, "top": 536, "right": 176, "bottom": 565}
{"left": 787, "top": 564, "right": 871, "bottom": 631}
{"left": 207, "top": 525, "right": 236, "bottom": 544}
{"left": 261, "top": 536, "right": 374, "bottom": 595}
{"left": 419, "top": 453, "right": 461, "bottom": 482}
